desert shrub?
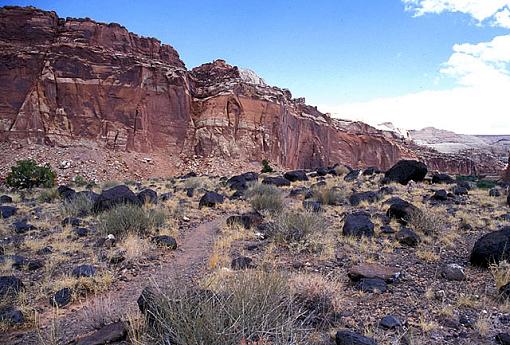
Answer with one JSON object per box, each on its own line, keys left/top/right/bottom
{"left": 312, "top": 186, "right": 347, "bottom": 206}
{"left": 98, "top": 204, "right": 167, "bottom": 238}
{"left": 477, "top": 180, "right": 497, "bottom": 189}
{"left": 490, "top": 260, "right": 510, "bottom": 290}
{"left": 247, "top": 183, "right": 283, "bottom": 213}
{"left": 62, "top": 193, "right": 94, "bottom": 217}
{"left": 333, "top": 165, "right": 350, "bottom": 176}
{"left": 268, "top": 210, "right": 327, "bottom": 249}
{"left": 6, "top": 160, "right": 56, "bottom": 189}
{"left": 37, "top": 188, "right": 59, "bottom": 203}
{"left": 409, "top": 207, "right": 446, "bottom": 235}
{"left": 183, "top": 176, "right": 213, "bottom": 190}
{"left": 261, "top": 159, "right": 274, "bottom": 173}
{"left": 142, "top": 270, "right": 304, "bottom": 345}
{"left": 73, "top": 175, "right": 87, "bottom": 187}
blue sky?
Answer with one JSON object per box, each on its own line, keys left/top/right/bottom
{"left": 2, "top": 0, "right": 510, "bottom": 133}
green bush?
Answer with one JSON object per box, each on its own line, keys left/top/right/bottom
{"left": 477, "top": 180, "right": 497, "bottom": 189}
{"left": 141, "top": 270, "right": 303, "bottom": 345}
{"left": 98, "top": 204, "right": 167, "bottom": 238}
{"left": 247, "top": 183, "right": 283, "bottom": 213}
{"left": 261, "top": 159, "right": 274, "bottom": 173}
{"left": 6, "top": 160, "right": 56, "bottom": 189}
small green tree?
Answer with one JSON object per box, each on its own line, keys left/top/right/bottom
{"left": 6, "top": 160, "right": 56, "bottom": 189}
{"left": 261, "top": 159, "right": 273, "bottom": 173}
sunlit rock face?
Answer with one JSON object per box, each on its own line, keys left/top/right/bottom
{"left": 0, "top": 6, "right": 495, "bottom": 175}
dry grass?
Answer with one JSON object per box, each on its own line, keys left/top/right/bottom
{"left": 119, "top": 234, "right": 152, "bottom": 263}
{"left": 247, "top": 183, "right": 284, "bottom": 214}
{"left": 97, "top": 204, "right": 167, "bottom": 238}
{"left": 474, "top": 312, "right": 491, "bottom": 336}
{"left": 416, "top": 248, "right": 440, "bottom": 262}
{"left": 490, "top": 260, "right": 510, "bottom": 290}
{"left": 209, "top": 222, "right": 255, "bottom": 269}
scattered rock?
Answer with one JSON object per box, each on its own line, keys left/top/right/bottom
{"left": 0, "top": 195, "right": 13, "bottom": 203}
{"left": 386, "top": 198, "right": 419, "bottom": 224}
{"left": 231, "top": 256, "right": 254, "bottom": 270}
{"left": 356, "top": 278, "right": 387, "bottom": 293}
{"left": 343, "top": 212, "right": 375, "bottom": 238}
{"left": 12, "top": 219, "right": 36, "bottom": 234}
{"left": 198, "top": 191, "right": 225, "bottom": 208}
{"left": 432, "top": 173, "right": 455, "bottom": 184}
{"left": 0, "top": 205, "right": 17, "bottom": 219}
{"left": 74, "top": 321, "right": 128, "bottom": 345}
{"left": 57, "top": 185, "right": 76, "bottom": 200}
{"left": 92, "top": 185, "right": 141, "bottom": 213}
{"left": 50, "top": 287, "right": 72, "bottom": 307}
{"left": 496, "top": 333, "right": 510, "bottom": 345}
{"left": 262, "top": 176, "right": 291, "bottom": 187}
{"left": 152, "top": 235, "right": 177, "bottom": 249}
{"left": 440, "top": 263, "right": 465, "bottom": 281}
{"left": 396, "top": 228, "right": 420, "bottom": 247}
{"left": 160, "top": 192, "right": 173, "bottom": 201}
{"left": 0, "top": 306, "right": 24, "bottom": 326}
{"left": 137, "top": 188, "right": 158, "bottom": 204}
{"left": 350, "top": 191, "right": 380, "bottom": 206}
{"left": 453, "top": 186, "right": 468, "bottom": 196}
{"left": 379, "top": 315, "right": 402, "bottom": 329}
{"left": 62, "top": 216, "right": 81, "bottom": 227}
{"left": 0, "top": 276, "right": 24, "bottom": 297}
{"left": 226, "top": 212, "right": 263, "bottom": 229}
{"left": 72, "top": 265, "right": 96, "bottom": 278}
{"left": 74, "top": 227, "right": 89, "bottom": 237}
{"left": 384, "top": 160, "right": 427, "bottom": 185}
{"left": 490, "top": 188, "right": 502, "bottom": 197}
{"left": 335, "top": 330, "right": 377, "bottom": 345}
{"left": 227, "top": 172, "right": 259, "bottom": 190}
{"left": 470, "top": 226, "right": 510, "bottom": 267}
{"left": 348, "top": 263, "right": 401, "bottom": 283}
{"left": 363, "top": 167, "right": 380, "bottom": 176}
{"left": 344, "top": 169, "right": 361, "bottom": 182}
{"left": 432, "top": 190, "right": 448, "bottom": 201}
{"left": 284, "top": 170, "right": 308, "bottom": 182}
{"left": 380, "top": 225, "right": 395, "bottom": 234}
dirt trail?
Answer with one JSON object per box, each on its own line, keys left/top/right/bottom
{"left": 5, "top": 217, "right": 224, "bottom": 345}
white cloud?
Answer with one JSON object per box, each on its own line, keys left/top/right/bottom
{"left": 403, "top": 0, "right": 510, "bottom": 28}
{"left": 322, "top": 34, "right": 510, "bottom": 134}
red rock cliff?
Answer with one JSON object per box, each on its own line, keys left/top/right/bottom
{"left": 0, "top": 6, "right": 488, "bottom": 177}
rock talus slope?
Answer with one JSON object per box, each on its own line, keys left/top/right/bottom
{"left": 0, "top": 6, "right": 493, "bottom": 178}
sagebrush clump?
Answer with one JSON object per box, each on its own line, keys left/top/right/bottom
{"left": 98, "top": 204, "right": 167, "bottom": 238}
{"left": 6, "top": 160, "right": 56, "bottom": 189}
{"left": 247, "top": 182, "right": 284, "bottom": 213}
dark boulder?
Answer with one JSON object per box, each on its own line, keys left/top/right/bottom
{"left": 160, "top": 192, "right": 173, "bottom": 201}
{"left": 350, "top": 191, "right": 380, "bottom": 206}
{"left": 57, "top": 185, "right": 76, "bottom": 200}
{"left": 0, "top": 206, "right": 17, "bottom": 219}
{"left": 62, "top": 217, "right": 81, "bottom": 227}
{"left": 470, "top": 227, "right": 510, "bottom": 267}
{"left": 227, "top": 172, "right": 258, "bottom": 191}
{"left": 76, "top": 190, "right": 100, "bottom": 204}
{"left": 226, "top": 212, "right": 263, "bottom": 229}
{"left": 262, "top": 176, "right": 291, "bottom": 187}
{"left": 497, "top": 333, "right": 510, "bottom": 345}
{"left": 363, "top": 167, "right": 380, "bottom": 176}
{"left": 490, "top": 188, "right": 502, "bottom": 197}
{"left": 289, "top": 187, "right": 313, "bottom": 198}
{"left": 355, "top": 277, "right": 387, "bottom": 293}
{"left": 432, "top": 190, "right": 448, "bottom": 201}
{"left": 316, "top": 167, "right": 329, "bottom": 176}
{"left": 440, "top": 264, "right": 465, "bottom": 281}
{"left": 507, "top": 194, "right": 510, "bottom": 207}
{"left": 152, "top": 235, "right": 177, "bottom": 249}
{"left": 0, "top": 255, "right": 29, "bottom": 269}
{"left": 50, "top": 287, "right": 72, "bottom": 307}
{"left": 137, "top": 189, "right": 158, "bottom": 204}
{"left": 74, "top": 227, "right": 89, "bottom": 237}
{"left": 386, "top": 198, "right": 419, "bottom": 224}
{"left": 343, "top": 212, "right": 375, "bottom": 238}
{"left": 231, "top": 256, "right": 254, "bottom": 270}
{"left": 396, "top": 228, "right": 420, "bottom": 247}
{"left": 12, "top": 219, "right": 35, "bottom": 234}
{"left": 72, "top": 265, "right": 96, "bottom": 278}
{"left": 0, "top": 276, "right": 24, "bottom": 297}
{"left": 335, "top": 330, "right": 377, "bottom": 345}
{"left": 199, "top": 191, "right": 225, "bottom": 208}
{"left": 453, "top": 186, "right": 468, "bottom": 196}
{"left": 284, "top": 170, "right": 309, "bottom": 182}
{"left": 380, "top": 315, "right": 402, "bottom": 329}
{"left": 0, "top": 195, "right": 12, "bottom": 203}
{"left": 92, "top": 185, "right": 141, "bottom": 213}
{"left": 344, "top": 169, "right": 361, "bottom": 182}
{"left": 74, "top": 321, "right": 127, "bottom": 345}
{"left": 432, "top": 173, "right": 455, "bottom": 184}
{"left": 384, "top": 160, "right": 427, "bottom": 185}
{"left": 0, "top": 306, "right": 24, "bottom": 326}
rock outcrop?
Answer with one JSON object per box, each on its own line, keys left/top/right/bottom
{"left": 0, "top": 6, "right": 499, "bottom": 178}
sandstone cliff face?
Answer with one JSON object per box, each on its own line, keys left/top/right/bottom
{"left": 0, "top": 6, "right": 493, "bottom": 177}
